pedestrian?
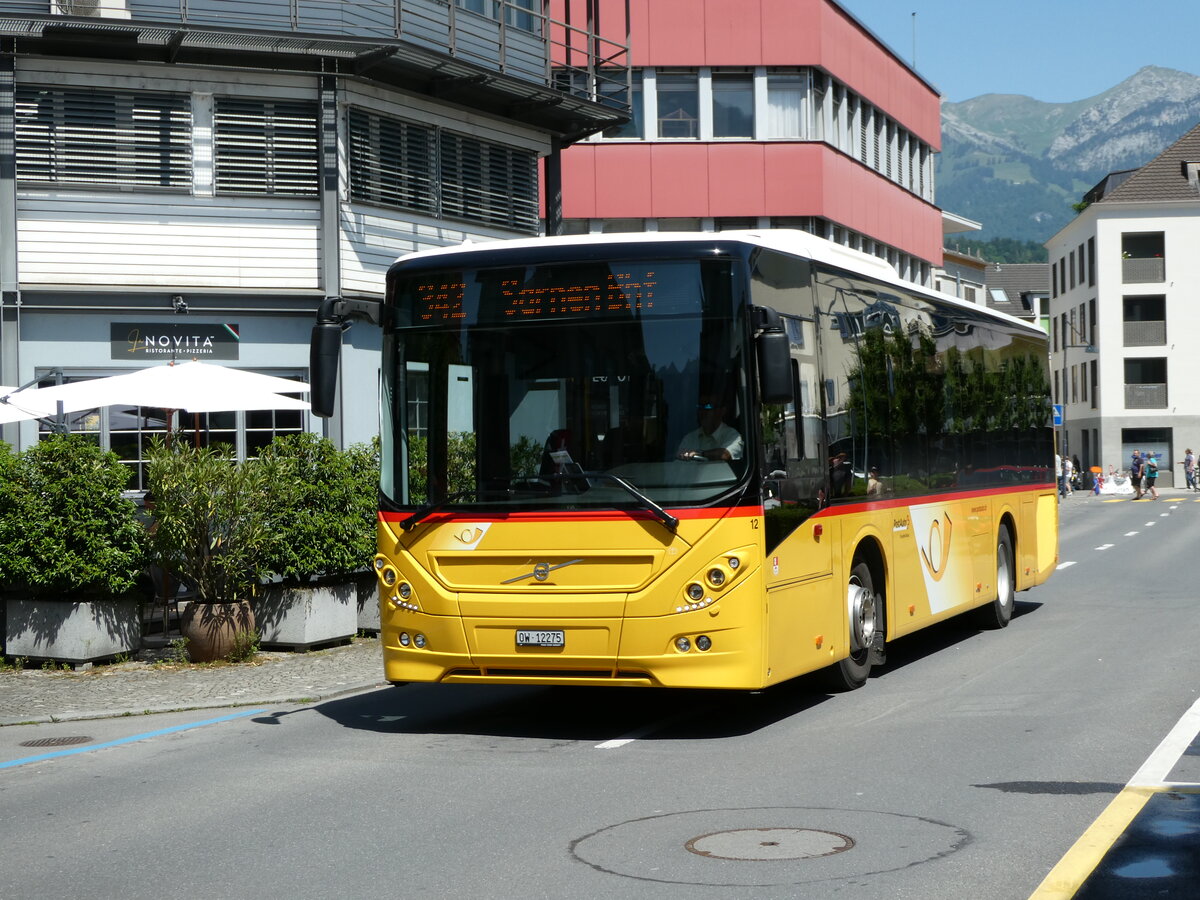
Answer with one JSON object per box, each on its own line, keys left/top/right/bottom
{"left": 1182, "top": 448, "right": 1196, "bottom": 492}
{"left": 1144, "top": 452, "right": 1160, "bottom": 500}
{"left": 1061, "top": 455, "right": 1074, "bottom": 497}
{"left": 1072, "top": 455, "right": 1082, "bottom": 492}
{"left": 1130, "top": 450, "right": 1144, "bottom": 500}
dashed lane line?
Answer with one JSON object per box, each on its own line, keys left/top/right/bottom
{"left": 1056, "top": 561, "right": 1077, "bottom": 570}
{"left": 1093, "top": 544, "right": 1113, "bottom": 551}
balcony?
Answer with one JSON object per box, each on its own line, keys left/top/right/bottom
{"left": 1122, "top": 256, "right": 1165, "bottom": 284}
{"left": 1123, "top": 320, "right": 1167, "bottom": 346}
{"left": 1125, "top": 383, "right": 1167, "bottom": 409}
{"left": 0, "top": 0, "right": 630, "bottom": 137}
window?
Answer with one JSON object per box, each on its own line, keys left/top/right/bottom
{"left": 439, "top": 131, "right": 539, "bottom": 231}
{"left": 1090, "top": 360, "right": 1098, "bottom": 409}
{"left": 15, "top": 86, "right": 191, "bottom": 190}
{"left": 656, "top": 72, "right": 699, "bottom": 138}
{"left": 1122, "top": 294, "right": 1166, "bottom": 347}
{"left": 766, "top": 73, "right": 805, "bottom": 139}
{"left": 601, "top": 71, "right": 643, "bottom": 139}
{"left": 1124, "top": 357, "right": 1167, "bottom": 409}
{"left": 1122, "top": 232, "right": 1165, "bottom": 284}
{"left": 1088, "top": 237, "right": 1096, "bottom": 287}
{"left": 712, "top": 73, "right": 754, "bottom": 138}
{"left": 347, "top": 109, "right": 436, "bottom": 215}
{"left": 347, "top": 108, "right": 538, "bottom": 232}
{"left": 214, "top": 98, "right": 319, "bottom": 196}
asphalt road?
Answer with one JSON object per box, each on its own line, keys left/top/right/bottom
{"left": 2, "top": 493, "right": 1198, "bottom": 899}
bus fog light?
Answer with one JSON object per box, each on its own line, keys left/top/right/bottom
{"left": 398, "top": 583, "right": 412, "bottom": 600}
{"left": 707, "top": 568, "right": 726, "bottom": 587}
{"left": 696, "top": 635, "right": 712, "bottom": 651}
{"left": 675, "top": 636, "right": 691, "bottom": 652}
{"left": 414, "top": 633, "right": 427, "bottom": 649}
{"left": 399, "top": 632, "right": 411, "bottom": 647}
{"left": 728, "top": 557, "right": 740, "bottom": 570}
{"left": 686, "top": 583, "right": 704, "bottom": 601}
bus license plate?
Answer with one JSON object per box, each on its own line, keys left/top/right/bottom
{"left": 516, "top": 629, "right": 564, "bottom": 647}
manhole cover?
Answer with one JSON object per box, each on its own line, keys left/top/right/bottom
{"left": 19, "top": 736, "right": 92, "bottom": 748}
{"left": 686, "top": 827, "right": 853, "bottom": 861}
{"left": 571, "top": 806, "right": 970, "bottom": 887}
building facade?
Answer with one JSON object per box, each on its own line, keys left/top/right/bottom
{"left": 0, "top": 0, "right": 627, "bottom": 484}
{"left": 1045, "top": 123, "right": 1200, "bottom": 486}
{"left": 554, "top": 0, "right": 944, "bottom": 287}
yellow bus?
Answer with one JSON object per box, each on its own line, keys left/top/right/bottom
{"left": 311, "top": 230, "right": 1057, "bottom": 691}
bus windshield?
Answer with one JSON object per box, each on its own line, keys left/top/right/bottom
{"left": 380, "top": 257, "right": 751, "bottom": 512}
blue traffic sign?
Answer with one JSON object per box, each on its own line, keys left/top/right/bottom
{"left": 1052, "top": 404, "right": 1063, "bottom": 426}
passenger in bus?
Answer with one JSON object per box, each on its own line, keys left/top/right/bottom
{"left": 677, "top": 394, "right": 743, "bottom": 461}
{"left": 866, "top": 466, "right": 883, "bottom": 497}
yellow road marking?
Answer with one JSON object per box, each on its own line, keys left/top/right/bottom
{"left": 1027, "top": 787, "right": 1154, "bottom": 899}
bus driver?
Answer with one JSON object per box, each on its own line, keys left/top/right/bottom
{"left": 677, "top": 394, "right": 744, "bottom": 462}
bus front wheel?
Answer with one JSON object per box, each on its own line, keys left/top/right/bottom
{"left": 824, "top": 559, "right": 879, "bottom": 691}
{"left": 975, "top": 524, "right": 1015, "bottom": 629}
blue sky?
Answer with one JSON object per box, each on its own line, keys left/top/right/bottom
{"left": 837, "top": 1, "right": 1199, "bottom": 103}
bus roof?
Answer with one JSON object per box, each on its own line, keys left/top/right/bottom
{"left": 392, "top": 230, "right": 1045, "bottom": 337}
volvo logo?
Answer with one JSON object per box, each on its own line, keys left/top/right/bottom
{"left": 502, "top": 558, "right": 584, "bottom": 585}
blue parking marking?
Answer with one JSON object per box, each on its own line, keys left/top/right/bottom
{"left": 0, "top": 708, "right": 266, "bottom": 770}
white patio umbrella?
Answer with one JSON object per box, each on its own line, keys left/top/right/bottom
{"left": 0, "top": 384, "right": 59, "bottom": 424}
{"left": 28, "top": 361, "right": 309, "bottom": 414}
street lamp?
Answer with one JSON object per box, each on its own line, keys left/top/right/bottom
{"left": 1057, "top": 319, "right": 1098, "bottom": 471}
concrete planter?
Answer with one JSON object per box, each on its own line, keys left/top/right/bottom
{"left": 253, "top": 578, "right": 358, "bottom": 650}
{"left": 356, "top": 573, "right": 380, "bottom": 634}
{"left": 3, "top": 596, "right": 140, "bottom": 664}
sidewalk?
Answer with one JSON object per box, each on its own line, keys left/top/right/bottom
{"left": 0, "top": 636, "right": 386, "bottom": 727}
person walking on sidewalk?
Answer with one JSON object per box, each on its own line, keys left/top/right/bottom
{"left": 1061, "top": 455, "right": 1074, "bottom": 497}
{"left": 1144, "top": 452, "right": 1160, "bottom": 500}
{"left": 1130, "top": 450, "right": 1145, "bottom": 500}
{"left": 1182, "top": 448, "right": 1196, "bottom": 492}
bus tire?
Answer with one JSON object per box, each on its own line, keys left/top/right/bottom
{"left": 824, "top": 559, "right": 879, "bottom": 691}
{"left": 975, "top": 524, "right": 1015, "bottom": 629}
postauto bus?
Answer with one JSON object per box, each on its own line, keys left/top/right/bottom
{"left": 310, "top": 230, "right": 1057, "bottom": 691}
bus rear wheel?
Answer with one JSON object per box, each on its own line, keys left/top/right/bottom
{"left": 824, "top": 559, "right": 879, "bottom": 691}
{"left": 975, "top": 524, "right": 1015, "bottom": 629}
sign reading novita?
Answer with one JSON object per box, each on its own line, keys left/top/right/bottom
{"left": 111, "top": 323, "right": 240, "bottom": 360}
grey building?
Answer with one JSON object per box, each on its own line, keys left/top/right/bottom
{"left": 0, "top": 1, "right": 628, "bottom": 485}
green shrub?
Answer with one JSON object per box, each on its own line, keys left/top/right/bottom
{"left": 146, "top": 439, "right": 284, "bottom": 603}
{"left": 0, "top": 434, "right": 146, "bottom": 598}
{"left": 257, "top": 432, "right": 379, "bottom": 582}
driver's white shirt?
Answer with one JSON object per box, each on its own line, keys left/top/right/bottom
{"left": 677, "top": 423, "right": 743, "bottom": 460}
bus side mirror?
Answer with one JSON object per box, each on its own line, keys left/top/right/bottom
{"left": 753, "top": 306, "right": 792, "bottom": 404}
{"left": 310, "top": 300, "right": 343, "bottom": 418}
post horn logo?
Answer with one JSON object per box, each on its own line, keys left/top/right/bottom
{"left": 919, "top": 513, "right": 953, "bottom": 582}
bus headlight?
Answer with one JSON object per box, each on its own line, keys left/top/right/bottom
{"left": 675, "top": 636, "right": 691, "bottom": 652}
{"left": 414, "top": 633, "right": 427, "bottom": 649}
{"left": 707, "top": 568, "right": 726, "bottom": 587}
{"left": 686, "top": 583, "right": 704, "bottom": 601}
{"left": 696, "top": 635, "right": 712, "bottom": 651}
{"left": 399, "top": 632, "right": 411, "bottom": 647}
{"left": 381, "top": 568, "right": 398, "bottom": 587}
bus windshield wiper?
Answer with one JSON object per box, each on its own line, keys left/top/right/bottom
{"left": 398, "top": 489, "right": 476, "bottom": 531}
{"left": 577, "top": 472, "right": 679, "bottom": 533}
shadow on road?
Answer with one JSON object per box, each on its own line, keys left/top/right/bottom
{"left": 281, "top": 600, "right": 1041, "bottom": 743}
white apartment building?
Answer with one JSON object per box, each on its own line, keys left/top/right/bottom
{"left": 1045, "top": 122, "right": 1200, "bottom": 486}
{"left": 0, "top": 1, "right": 627, "bottom": 487}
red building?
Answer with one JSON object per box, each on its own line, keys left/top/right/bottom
{"left": 554, "top": 0, "right": 943, "bottom": 285}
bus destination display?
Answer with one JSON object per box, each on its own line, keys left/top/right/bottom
{"left": 412, "top": 270, "right": 669, "bottom": 323}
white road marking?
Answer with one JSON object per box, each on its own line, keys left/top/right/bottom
{"left": 1124, "top": 531, "right": 1139, "bottom": 536}
{"left": 1129, "top": 695, "right": 1200, "bottom": 787}
{"left": 1145, "top": 521, "right": 1156, "bottom": 527}
{"left": 1057, "top": 561, "right": 1077, "bottom": 570}
{"left": 1094, "top": 544, "right": 1113, "bottom": 551}
{"left": 596, "top": 738, "right": 635, "bottom": 750}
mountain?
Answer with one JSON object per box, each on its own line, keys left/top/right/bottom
{"left": 936, "top": 66, "right": 1200, "bottom": 244}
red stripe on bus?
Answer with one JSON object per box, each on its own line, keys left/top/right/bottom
{"left": 378, "top": 482, "right": 1052, "bottom": 527}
